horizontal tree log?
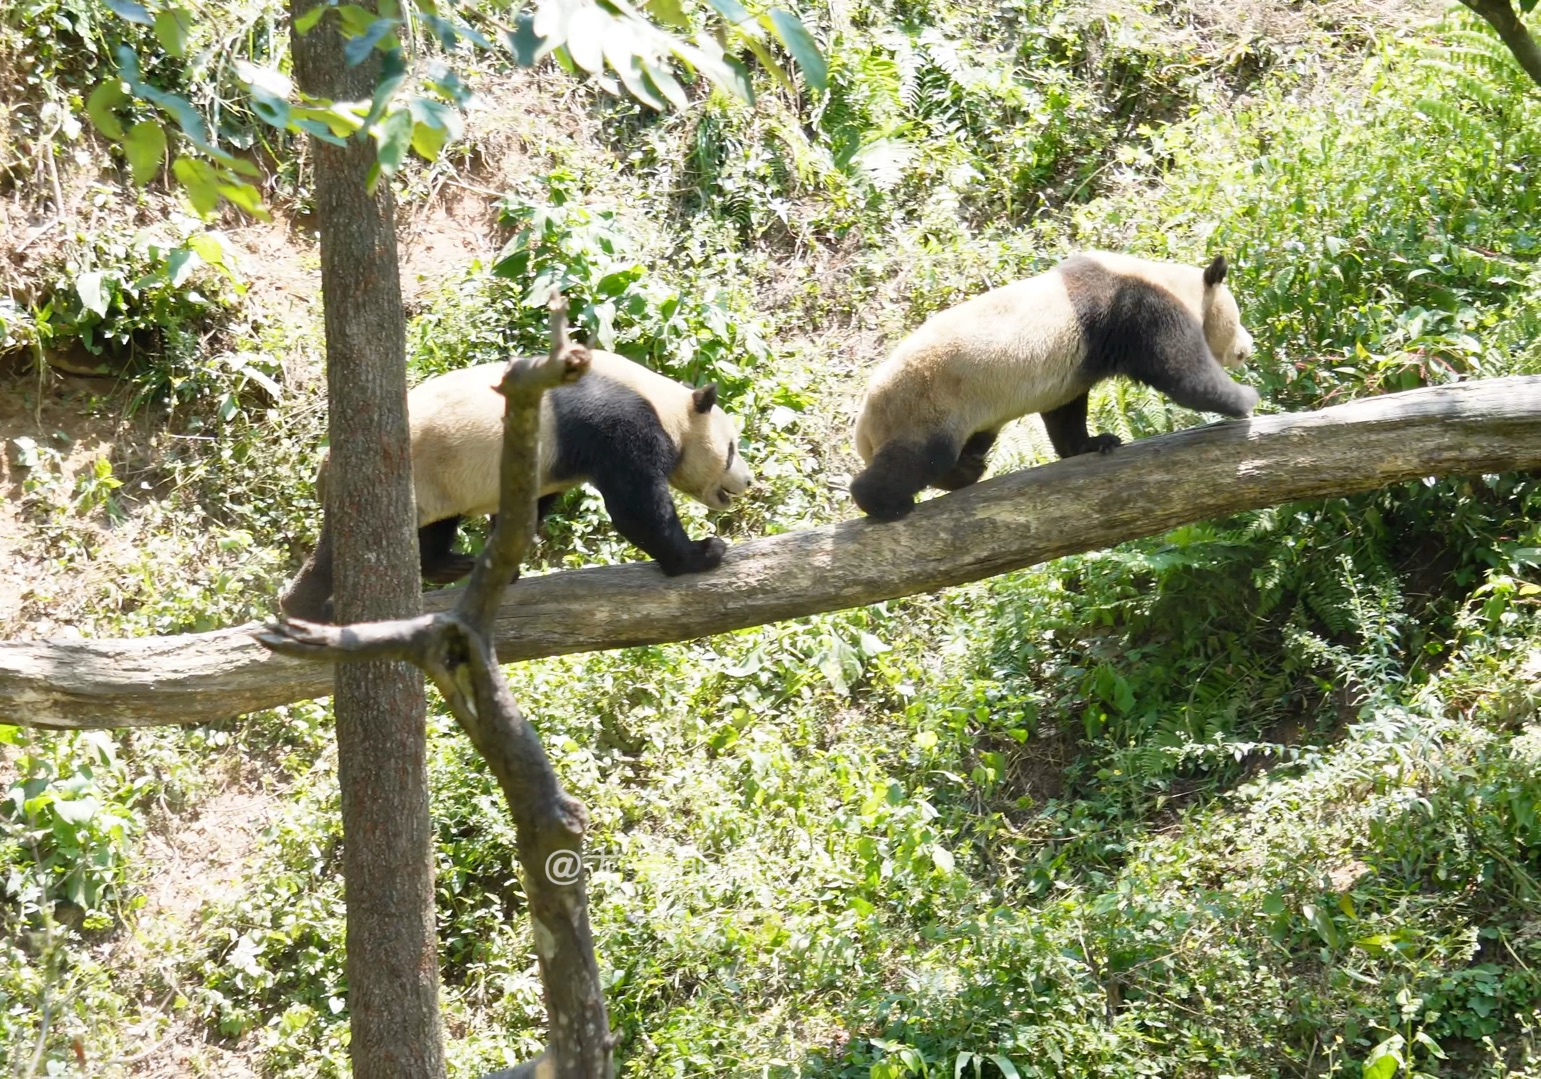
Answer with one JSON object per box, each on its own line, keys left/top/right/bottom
{"left": 4, "top": 376, "right": 1540, "bottom": 731}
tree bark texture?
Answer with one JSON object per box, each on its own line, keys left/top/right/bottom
{"left": 1459, "top": 0, "right": 1541, "bottom": 87}
{"left": 3, "top": 376, "right": 1540, "bottom": 731}
{"left": 258, "top": 329, "right": 614, "bottom": 1075}
{"left": 290, "top": 2, "right": 445, "bottom": 1075}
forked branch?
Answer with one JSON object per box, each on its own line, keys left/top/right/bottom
{"left": 258, "top": 294, "right": 614, "bottom": 1078}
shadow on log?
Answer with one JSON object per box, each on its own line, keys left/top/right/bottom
{"left": 4, "top": 374, "right": 1540, "bottom": 731}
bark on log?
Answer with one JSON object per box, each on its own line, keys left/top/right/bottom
{"left": 4, "top": 375, "right": 1540, "bottom": 731}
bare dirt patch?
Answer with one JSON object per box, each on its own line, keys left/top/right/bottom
{"left": 99, "top": 780, "right": 281, "bottom": 1079}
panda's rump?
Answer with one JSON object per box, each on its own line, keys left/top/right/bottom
{"left": 892, "top": 273, "right": 1090, "bottom": 433}
{"left": 408, "top": 362, "right": 565, "bottom": 523}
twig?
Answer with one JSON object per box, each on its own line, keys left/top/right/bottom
{"left": 460, "top": 291, "right": 590, "bottom": 632}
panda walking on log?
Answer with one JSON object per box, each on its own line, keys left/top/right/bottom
{"left": 850, "top": 252, "right": 1260, "bottom": 521}
{"left": 279, "top": 349, "right": 751, "bottom": 623}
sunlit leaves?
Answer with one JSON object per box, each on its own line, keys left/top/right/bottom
{"left": 86, "top": 81, "right": 129, "bottom": 141}
{"left": 766, "top": 7, "right": 826, "bottom": 90}
{"left": 172, "top": 157, "right": 222, "bottom": 216}
{"left": 407, "top": 97, "right": 463, "bottom": 160}
{"left": 75, "top": 271, "right": 110, "bottom": 319}
{"left": 90, "top": 0, "right": 826, "bottom": 218}
{"left": 521, "top": 0, "right": 825, "bottom": 111}
{"left": 152, "top": 6, "right": 192, "bottom": 56}
{"left": 102, "top": 0, "right": 154, "bottom": 25}
{"left": 122, "top": 121, "right": 167, "bottom": 184}
{"left": 373, "top": 108, "right": 414, "bottom": 174}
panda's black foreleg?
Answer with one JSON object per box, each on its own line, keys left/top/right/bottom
{"left": 419, "top": 515, "right": 477, "bottom": 585}
{"left": 1129, "top": 343, "right": 1260, "bottom": 418}
{"left": 850, "top": 432, "right": 963, "bottom": 521}
{"left": 596, "top": 470, "right": 725, "bottom": 576}
{"left": 936, "top": 430, "right": 999, "bottom": 490}
{"left": 1041, "top": 394, "right": 1121, "bottom": 459}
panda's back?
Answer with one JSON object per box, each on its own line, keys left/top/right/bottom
{"left": 409, "top": 362, "right": 565, "bottom": 522}
{"left": 868, "top": 265, "right": 1090, "bottom": 432}
{"left": 408, "top": 351, "right": 691, "bottom": 524}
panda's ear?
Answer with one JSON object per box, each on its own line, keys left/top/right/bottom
{"left": 1203, "top": 255, "right": 1229, "bottom": 287}
{"left": 692, "top": 383, "right": 719, "bottom": 414}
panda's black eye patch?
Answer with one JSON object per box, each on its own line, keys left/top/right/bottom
{"left": 726, "top": 442, "right": 736, "bottom": 468}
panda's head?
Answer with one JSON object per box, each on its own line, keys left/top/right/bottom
{"left": 673, "top": 383, "right": 752, "bottom": 511}
{"left": 1200, "top": 255, "right": 1254, "bottom": 369}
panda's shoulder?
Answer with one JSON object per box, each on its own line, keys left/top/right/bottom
{"left": 583, "top": 350, "right": 686, "bottom": 403}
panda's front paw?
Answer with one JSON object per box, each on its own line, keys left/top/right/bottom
{"left": 1087, "top": 433, "right": 1122, "bottom": 455}
{"left": 661, "top": 537, "right": 727, "bottom": 576}
{"left": 1232, "top": 386, "right": 1261, "bottom": 417}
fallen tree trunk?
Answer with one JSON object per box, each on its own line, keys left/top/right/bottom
{"left": 4, "top": 375, "right": 1540, "bottom": 731}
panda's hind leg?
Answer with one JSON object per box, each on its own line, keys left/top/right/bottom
{"left": 850, "top": 431, "right": 963, "bottom": 521}
{"left": 935, "top": 430, "right": 999, "bottom": 490}
{"left": 419, "top": 515, "right": 476, "bottom": 585}
{"left": 279, "top": 519, "right": 336, "bottom": 623}
{"left": 1041, "top": 393, "right": 1121, "bottom": 459}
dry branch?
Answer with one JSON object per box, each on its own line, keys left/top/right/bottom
{"left": 4, "top": 375, "right": 1540, "bottom": 732}
{"left": 261, "top": 296, "right": 613, "bottom": 1076}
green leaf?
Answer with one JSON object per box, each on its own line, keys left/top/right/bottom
{"left": 532, "top": 0, "right": 574, "bottom": 51}
{"left": 173, "top": 156, "right": 222, "bottom": 216}
{"left": 335, "top": 4, "right": 377, "bottom": 36}
{"left": 374, "top": 107, "right": 413, "bottom": 175}
{"left": 989, "top": 1057, "right": 1023, "bottom": 1079}
{"left": 164, "top": 247, "right": 200, "bottom": 287}
{"left": 217, "top": 180, "right": 268, "bottom": 218}
{"left": 52, "top": 796, "right": 99, "bottom": 824}
{"left": 407, "top": 97, "right": 461, "bottom": 161}
{"left": 1362, "top": 1053, "right": 1400, "bottom": 1079}
{"left": 249, "top": 89, "right": 291, "bottom": 130}
{"left": 104, "top": 0, "right": 153, "bottom": 25}
{"left": 673, "top": 38, "right": 753, "bottom": 102}
{"left": 743, "top": 36, "right": 795, "bottom": 97}
{"left": 644, "top": 0, "right": 688, "bottom": 26}
{"left": 86, "top": 81, "right": 128, "bottom": 140}
{"left": 153, "top": 7, "right": 193, "bottom": 57}
{"left": 344, "top": 17, "right": 400, "bottom": 65}
{"left": 564, "top": 4, "right": 606, "bottom": 74}
{"left": 294, "top": 3, "right": 328, "bottom": 33}
{"left": 642, "top": 58, "right": 688, "bottom": 110}
{"left": 766, "top": 7, "right": 826, "bottom": 90}
{"left": 186, "top": 233, "right": 230, "bottom": 268}
{"left": 704, "top": 0, "right": 753, "bottom": 27}
{"left": 603, "top": 24, "right": 667, "bottom": 109}
{"left": 362, "top": 47, "right": 408, "bottom": 130}
{"left": 293, "top": 118, "right": 349, "bottom": 145}
{"left": 123, "top": 121, "right": 167, "bottom": 185}
{"left": 234, "top": 59, "right": 293, "bottom": 98}
{"left": 76, "top": 272, "right": 110, "bottom": 318}
{"left": 506, "top": 13, "right": 546, "bottom": 65}
{"left": 137, "top": 85, "right": 210, "bottom": 146}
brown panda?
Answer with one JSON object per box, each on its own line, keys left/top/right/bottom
{"left": 850, "top": 252, "right": 1259, "bottom": 521}
{"left": 279, "top": 349, "right": 751, "bottom": 622}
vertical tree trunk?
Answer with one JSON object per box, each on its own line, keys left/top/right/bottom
{"left": 1460, "top": 0, "right": 1541, "bottom": 87}
{"left": 289, "top": 4, "right": 446, "bottom": 1076}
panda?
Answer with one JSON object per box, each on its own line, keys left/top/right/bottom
{"left": 850, "top": 251, "right": 1260, "bottom": 521}
{"left": 279, "top": 349, "right": 751, "bottom": 622}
